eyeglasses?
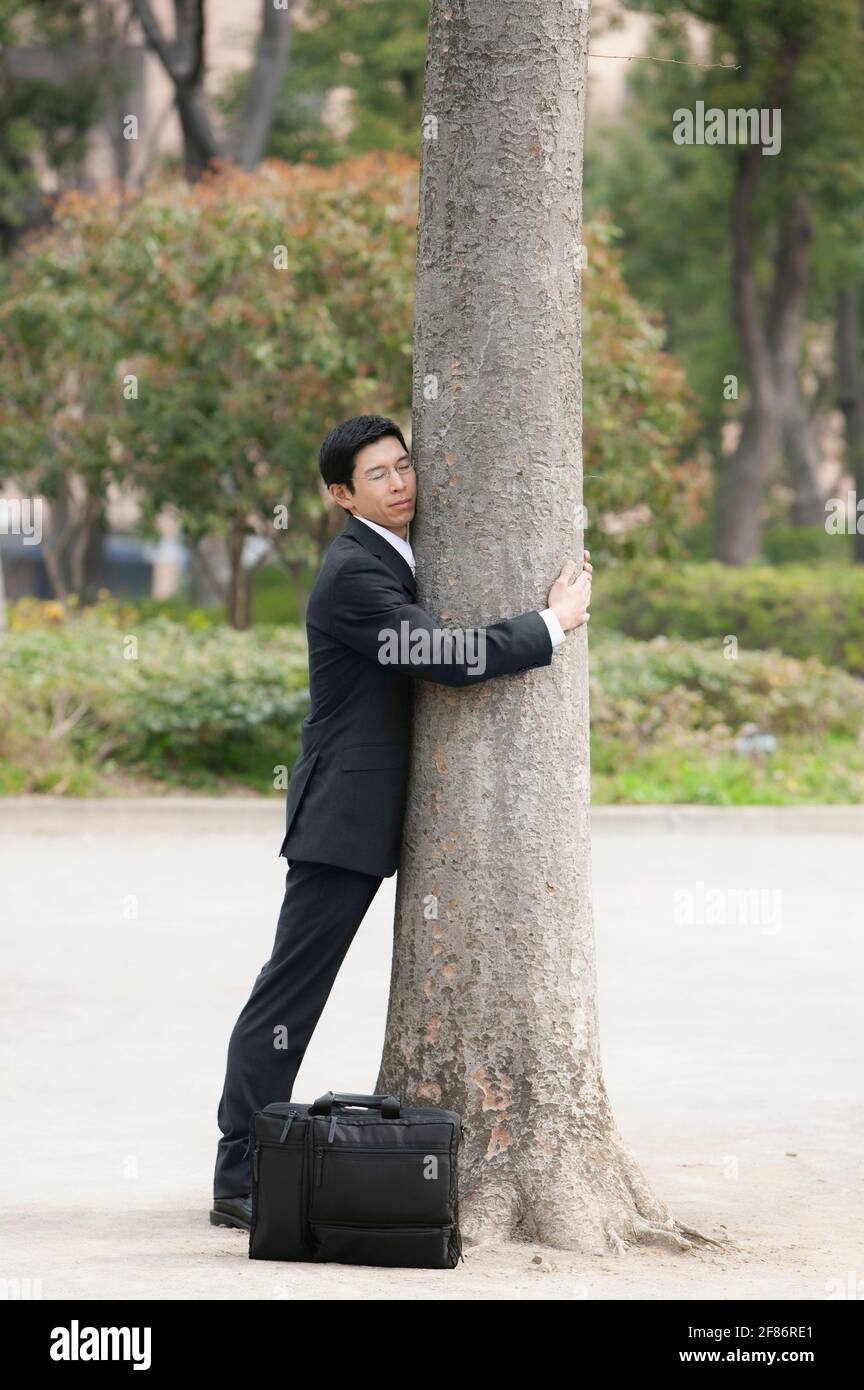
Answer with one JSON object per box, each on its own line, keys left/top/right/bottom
{"left": 364, "top": 460, "right": 415, "bottom": 484}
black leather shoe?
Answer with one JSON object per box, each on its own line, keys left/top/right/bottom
{"left": 210, "top": 1194, "right": 252, "bottom": 1230}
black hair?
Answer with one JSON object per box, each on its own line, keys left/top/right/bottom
{"left": 318, "top": 415, "right": 409, "bottom": 492}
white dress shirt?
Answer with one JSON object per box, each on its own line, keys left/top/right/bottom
{"left": 353, "top": 513, "right": 566, "bottom": 650}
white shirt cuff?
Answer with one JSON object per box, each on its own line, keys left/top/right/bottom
{"left": 538, "top": 607, "right": 566, "bottom": 649}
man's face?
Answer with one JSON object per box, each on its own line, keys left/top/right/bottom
{"left": 329, "top": 434, "right": 417, "bottom": 534}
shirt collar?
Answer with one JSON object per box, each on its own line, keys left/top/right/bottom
{"left": 353, "top": 513, "right": 415, "bottom": 575}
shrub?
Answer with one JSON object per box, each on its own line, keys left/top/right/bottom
{"left": 0, "top": 610, "right": 309, "bottom": 793}
{"left": 598, "top": 562, "right": 864, "bottom": 675}
{"left": 1, "top": 610, "right": 862, "bottom": 803}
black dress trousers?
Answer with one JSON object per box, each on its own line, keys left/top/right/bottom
{"left": 212, "top": 857, "right": 383, "bottom": 1199}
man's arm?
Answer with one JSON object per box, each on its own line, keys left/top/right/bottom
{"left": 325, "top": 553, "right": 555, "bottom": 687}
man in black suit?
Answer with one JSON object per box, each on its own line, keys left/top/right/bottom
{"left": 211, "top": 415, "right": 592, "bottom": 1228}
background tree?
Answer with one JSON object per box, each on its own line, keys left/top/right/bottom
{"left": 129, "top": 0, "right": 294, "bottom": 176}
{"left": 581, "top": 218, "right": 707, "bottom": 557}
{"left": 251, "top": 0, "right": 429, "bottom": 165}
{"left": 0, "top": 0, "right": 114, "bottom": 252}
{"left": 0, "top": 190, "right": 122, "bottom": 600}
{"left": 591, "top": 0, "right": 864, "bottom": 561}
{"left": 0, "top": 147, "right": 705, "bottom": 619}
{"left": 0, "top": 156, "right": 417, "bottom": 624}
{"left": 836, "top": 289, "right": 864, "bottom": 562}
{"left": 375, "top": 0, "right": 715, "bottom": 1252}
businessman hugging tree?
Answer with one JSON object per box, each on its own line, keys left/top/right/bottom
{"left": 374, "top": 0, "right": 718, "bottom": 1255}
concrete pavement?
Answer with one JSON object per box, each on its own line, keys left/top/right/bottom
{"left": 1, "top": 800, "right": 861, "bottom": 1300}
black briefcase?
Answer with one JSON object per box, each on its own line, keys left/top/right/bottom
{"left": 249, "top": 1090, "right": 466, "bottom": 1268}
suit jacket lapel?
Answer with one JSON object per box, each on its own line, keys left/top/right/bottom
{"left": 342, "top": 512, "right": 417, "bottom": 598}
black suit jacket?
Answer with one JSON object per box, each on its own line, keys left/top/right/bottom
{"left": 278, "top": 511, "right": 555, "bottom": 878}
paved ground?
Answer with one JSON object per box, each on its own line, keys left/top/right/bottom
{"left": 1, "top": 800, "right": 861, "bottom": 1301}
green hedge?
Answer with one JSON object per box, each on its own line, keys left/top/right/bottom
{"left": 0, "top": 613, "right": 310, "bottom": 794}
{"left": 598, "top": 562, "right": 864, "bottom": 675}
{"left": 1, "top": 611, "right": 862, "bottom": 802}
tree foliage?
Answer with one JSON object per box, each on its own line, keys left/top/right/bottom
{"left": 0, "top": 155, "right": 706, "bottom": 620}
{"left": 0, "top": 153, "right": 417, "bottom": 623}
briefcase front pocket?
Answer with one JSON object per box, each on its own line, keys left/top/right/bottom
{"left": 309, "top": 1145, "right": 454, "bottom": 1227}
{"left": 249, "top": 1141, "right": 308, "bottom": 1261}
{"left": 309, "top": 1221, "right": 452, "bottom": 1269}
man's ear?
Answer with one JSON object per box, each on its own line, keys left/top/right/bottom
{"left": 328, "top": 483, "right": 353, "bottom": 512}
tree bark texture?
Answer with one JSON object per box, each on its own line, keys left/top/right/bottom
{"left": 374, "top": 0, "right": 716, "bottom": 1255}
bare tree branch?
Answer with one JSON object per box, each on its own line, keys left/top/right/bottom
{"left": 232, "top": 0, "right": 295, "bottom": 170}
{"left": 129, "top": 0, "right": 294, "bottom": 176}
{"left": 129, "top": 0, "right": 223, "bottom": 173}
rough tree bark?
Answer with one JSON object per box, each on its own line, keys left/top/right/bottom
{"left": 374, "top": 0, "right": 718, "bottom": 1255}
{"left": 836, "top": 287, "right": 864, "bottom": 564}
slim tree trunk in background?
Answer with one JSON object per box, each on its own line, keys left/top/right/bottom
{"left": 0, "top": 542, "right": 7, "bottom": 632}
{"left": 836, "top": 287, "right": 864, "bottom": 564}
{"left": 768, "top": 194, "right": 824, "bottom": 526}
{"left": 715, "top": 43, "right": 802, "bottom": 563}
{"left": 715, "top": 150, "right": 780, "bottom": 563}
{"left": 130, "top": 0, "right": 293, "bottom": 177}
{"left": 375, "top": 0, "right": 715, "bottom": 1253}
{"left": 195, "top": 525, "right": 268, "bottom": 629}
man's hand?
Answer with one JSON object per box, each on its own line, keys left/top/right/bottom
{"left": 547, "top": 550, "right": 592, "bottom": 633}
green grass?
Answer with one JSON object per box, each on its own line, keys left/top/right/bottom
{"left": 591, "top": 734, "right": 864, "bottom": 804}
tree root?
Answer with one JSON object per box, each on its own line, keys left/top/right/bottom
{"left": 606, "top": 1214, "right": 729, "bottom": 1254}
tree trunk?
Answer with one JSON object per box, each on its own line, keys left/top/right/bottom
{"left": 39, "top": 481, "right": 104, "bottom": 603}
{"left": 836, "top": 288, "right": 864, "bottom": 564}
{"left": 374, "top": 0, "right": 717, "bottom": 1255}
{"left": 131, "top": 0, "right": 293, "bottom": 178}
{"left": 715, "top": 151, "right": 779, "bottom": 563}
{"left": 0, "top": 540, "right": 8, "bottom": 631}
{"left": 41, "top": 483, "right": 75, "bottom": 603}
{"left": 225, "top": 522, "right": 251, "bottom": 630}
{"left": 232, "top": 0, "right": 295, "bottom": 170}
{"left": 768, "top": 194, "right": 824, "bottom": 526}
{"left": 714, "top": 42, "right": 802, "bottom": 563}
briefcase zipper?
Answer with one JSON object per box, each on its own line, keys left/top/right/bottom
{"left": 279, "top": 1110, "right": 301, "bottom": 1142}
{"left": 308, "top": 1146, "right": 453, "bottom": 1159}
{"left": 314, "top": 1146, "right": 324, "bottom": 1186}
{"left": 310, "top": 1221, "right": 451, "bottom": 1231}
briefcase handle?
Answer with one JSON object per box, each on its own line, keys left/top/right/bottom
{"left": 309, "top": 1090, "right": 401, "bottom": 1118}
